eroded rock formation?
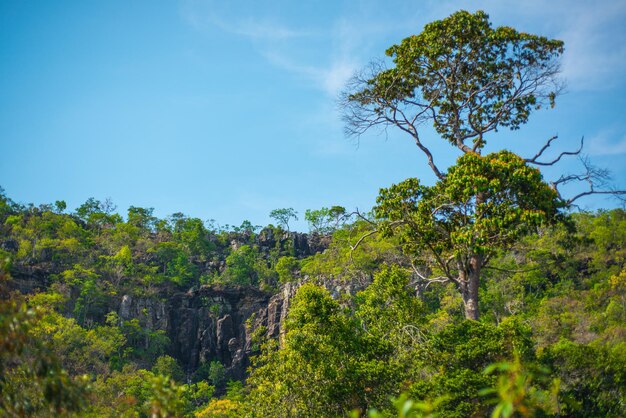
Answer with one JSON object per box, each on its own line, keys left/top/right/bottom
{"left": 117, "top": 274, "right": 372, "bottom": 381}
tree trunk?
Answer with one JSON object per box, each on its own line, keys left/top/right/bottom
{"left": 459, "top": 190, "right": 487, "bottom": 320}
{"left": 460, "top": 253, "right": 483, "bottom": 320}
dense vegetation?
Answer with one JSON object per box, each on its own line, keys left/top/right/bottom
{"left": 0, "top": 186, "right": 313, "bottom": 416}
{"left": 1, "top": 187, "right": 624, "bottom": 416}
{"left": 2, "top": 9, "right": 625, "bottom": 418}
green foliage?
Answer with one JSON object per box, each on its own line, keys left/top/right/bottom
{"left": 57, "top": 265, "right": 107, "bottom": 325}
{"left": 192, "top": 359, "right": 227, "bottom": 390}
{"left": 269, "top": 208, "right": 298, "bottom": 231}
{"left": 575, "top": 209, "right": 626, "bottom": 279}
{"left": 245, "top": 267, "right": 571, "bottom": 418}
{"left": 246, "top": 283, "right": 397, "bottom": 416}
{"left": 344, "top": 9, "right": 567, "bottom": 322}
{"left": 207, "top": 361, "right": 226, "bottom": 388}
{"left": 6, "top": 209, "right": 88, "bottom": 265}
{"left": 344, "top": 10, "right": 563, "bottom": 151}
{"left": 172, "top": 216, "right": 214, "bottom": 259}
{"left": 377, "top": 151, "right": 561, "bottom": 260}
{"left": 27, "top": 299, "right": 126, "bottom": 376}
{"left": 0, "top": 274, "right": 89, "bottom": 416}
{"left": 480, "top": 354, "right": 560, "bottom": 417}
{"left": 225, "top": 380, "right": 245, "bottom": 402}
{"left": 355, "top": 266, "right": 424, "bottom": 354}
{"left": 153, "top": 355, "right": 185, "bottom": 383}
{"left": 75, "top": 197, "right": 121, "bottom": 228}
{"left": 300, "top": 220, "right": 400, "bottom": 279}
{"left": 275, "top": 255, "right": 299, "bottom": 283}
{"left": 0, "top": 186, "right": 18, "bottom": 220}
{"left": 185, "top": 380, "right": 215, "bottom": 410}
{"left": 407, "top": 319, "right": 534, "bottom": 418}
{"left": 54, "top": 200, "right": 67, "bottom": 213}
{"left": 144, "top": 373, "right": 189, "bottom": 418}
{"left": 196, "top": 398, "right": 242, "bottom": 418}
{"left": 231, "top": 219, "right": 261, "bottom": 235}
{"left": 364, "top": 394, "right": 447, "bottom": 418}
{"left": 539, "top": 339, "right": 626, "bottom": 417}
{"left": 89, "top": 365, "right": 191, "bottom": 417}
{"left": 376, "top": 151, "right": 562, "bottom": 319}
{"left": 1, "top": 189, "right": 625, "bottom": 417}
{"left": 222, "top": 245, "right": 272, "bottom": 286}
{"left": 362, "top": 355, "right": 560, "bottom": 418}
{"left": 153, "top": 241, "right": 199, "bottom": 287}
{"left": 304, "top": 206, "right": 346, "bottom": 234}
{"left": 246, "top": 268, "right": 431, "bottom": 416}
{"left": 120, "top": 318, "right": 170, "bottom": 364}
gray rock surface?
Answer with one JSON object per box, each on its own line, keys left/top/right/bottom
{"left": 116, "top": 273, "right": 372, "bottom": 381}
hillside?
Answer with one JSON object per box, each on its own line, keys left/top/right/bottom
{"left": 2, "top": 8, "right": 626, "bottom": 418}
{"left": 1, "top": 188, "right": 625, "bottom": 417}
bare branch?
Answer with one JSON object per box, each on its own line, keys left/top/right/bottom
{"left": 525, "top": 136, "right": 584, "bottom": 166}
{"left": 349, "top": 208, "right": 376, "bottom": 227}
{"left": 349, "top": 229, "right": 378, "bottom": 252}
{"left": 545, "top": 155, "right": 626, "bottom": 205}
{"left": 567, "top": 189, "right": 626, "bottom": 206}
{"left": 400, "top": 325, "right": 428, "bottom": 345}
{"left": 525, "top": 135, "right": 559, "bottom": 163}
{"left": 431, "top": 203, "right": 456, "bottom": 216}
{"left": 409, "top": 131, "right": 446, "bottom": 180}
{"left": 409, "top": 261, "right": 454, "bottom": 288}
{"left": 341, "top": 61, "right": 447, "bottom": 180}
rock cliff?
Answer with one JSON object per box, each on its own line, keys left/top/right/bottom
{"left": 116, "top": 274, "right": 372, "bottom": 381}
{"left": 5, "top": 230, "right": 356, "bottom": 381}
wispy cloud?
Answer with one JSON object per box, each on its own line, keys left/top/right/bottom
{"left": 556, "top": 1, "right": 626, "bottom": 91}
{"left": 588, "top": 130, "right": 626, "bottom": 156}
{"left": 180, "top": 0, "right": 365, "bottom": 96}
{"left": 215, "top": 18, "right": 306, "bottom": 41}
{"left": 181, "top": 0, "right": 626, "bottom": 94}
{"left": 431, "top": 0, "right": 626, "bottom": 91}
{"left": 262, "top": 50, "right": 356, "bottom": 96}
{"left": 180, "top": 0, "right": 308, "bottom": 40}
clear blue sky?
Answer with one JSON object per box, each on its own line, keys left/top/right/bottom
{"left": 1, "top": 0, "right": 625, "bottom": 231}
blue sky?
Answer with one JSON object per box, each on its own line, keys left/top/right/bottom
{"left": 1, "top": 0, "right": 625, "bottom": 231}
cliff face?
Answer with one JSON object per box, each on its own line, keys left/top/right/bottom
{"left": 4, "top": 230, "right": 349, "bottom": 380}
{"left": 114, "top": 283, "right": 302, "bottom": 380}
{"left": 116, "top": 275, "right": 371, "bottom": 381}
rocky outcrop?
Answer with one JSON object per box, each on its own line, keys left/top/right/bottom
{"left": 248, "top": 281, "right": 299, "bottom": 342}
{"left": 8, "top": 264, "right": 54, "bottom": 294}
{"left": 2, "top": 215, "right": 348, "bottom": 382}
{"left": 119, "top": 286, "right": 272, "bottom": 380}
{"left": 5, "top": 228, "right": 340, "bottom": 380}
{"left": 256, "top": 229, "right": 331, "bottom": 258}
{"left": 116, "top": 274, "right": 372, "bottom": 381}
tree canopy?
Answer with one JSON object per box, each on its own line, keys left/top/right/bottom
{"left": 376, "top": 151, "right": 563, "bottom": 319}
{"left": 342, "top": 10, "right": 569, "bottom": 320}
{"left": 1, "top": 8, "right": 625, "bottom": 418}
{"left": 269, "top": 208, "right": 298, "bottom": 232}
{"left": 343, "top": 10, "right": 563, "bottom": 178}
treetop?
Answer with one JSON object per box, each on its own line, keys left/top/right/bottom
{"left": 344, "top": 10, "right": 564, "bottom": 177}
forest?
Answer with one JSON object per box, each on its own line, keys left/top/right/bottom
{"left": 1, "top": 188, "right": 625, "bottom": 417}
{"left": 1, "top": 10, "right": 625, "bottom": 418}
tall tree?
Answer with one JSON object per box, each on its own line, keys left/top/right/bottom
{"left": 342, "top": 10, "right": 571, "bottom": 320}
{"left": 269, "top": 208, "right": 298, "bottom": 232}
{"left": 304, "top": 206, "right": 346, "bottom": 234}
{"left": 375, "top": 151, "right": 562, "bottom": 319}
{"left": 342, "top": 10, "right": 563, "bottom": 177}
